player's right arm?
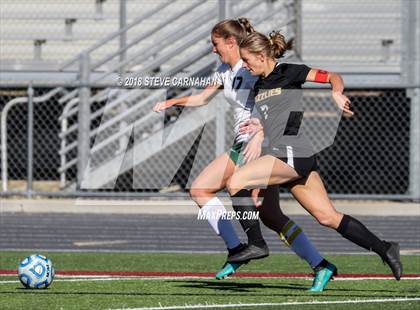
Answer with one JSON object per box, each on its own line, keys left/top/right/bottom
{"left": 153, "top": 83, "right": 221, "bottom": 113}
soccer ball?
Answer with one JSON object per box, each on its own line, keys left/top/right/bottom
{"left": 18, "top": 254, "right": 55, "bottom": 289}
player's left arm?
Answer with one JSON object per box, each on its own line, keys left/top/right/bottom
{"left": 306, "top": 69, "right": 354, "bottom": 117}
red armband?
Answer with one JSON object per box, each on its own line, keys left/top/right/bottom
{"left": 314, "top": 70, "right": 329, "bottom": 83}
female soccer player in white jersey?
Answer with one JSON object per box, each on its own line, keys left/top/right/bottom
{"left": 223, "top": 30, "right": 402, "bottom": 281}
{"left": 154, "top": 19, "right": 337, "bottom": 291}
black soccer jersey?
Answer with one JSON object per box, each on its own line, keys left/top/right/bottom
{"left": 253, "top": 63, "right": 313, "bottom": 158}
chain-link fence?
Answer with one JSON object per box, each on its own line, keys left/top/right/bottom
{"left": 0, "top": 85, "right": 416, "bottom": 199}
{"left": 0, "top": 88, "right": 63, "bottom": 193}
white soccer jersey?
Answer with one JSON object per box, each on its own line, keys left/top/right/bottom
{"left": 213, "top": 60, "right": 258, "bottom": 144}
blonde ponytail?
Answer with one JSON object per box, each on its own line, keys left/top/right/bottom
{"left": 240, "top": 30, "right": 293, "bottom": 59}
{"left": 269, "top": 31, "right": 293, "bottom": 58}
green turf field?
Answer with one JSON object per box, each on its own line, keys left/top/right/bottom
{"left": 0, "top": 252, "right": 419, "bottom": 310}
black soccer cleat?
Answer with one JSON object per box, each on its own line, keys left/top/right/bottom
{"left": 382, "top": 241, "right": 403, "bottom": 280}
{"left": 227, "top": 243, "right": 269, "bottom": 263}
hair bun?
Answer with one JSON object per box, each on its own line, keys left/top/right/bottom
{"left": 269, "top": 30, "right": 293, "bottom": 58}
{"left": 237, "top": 17, "right": 255, "bottom": 35}
{"left": 240, "top": 31, "right": 293, "bottom": 59}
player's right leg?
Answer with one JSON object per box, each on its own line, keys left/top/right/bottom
{"left": 258, "top": 185, "right": 337, "bottom": 291}
{"left": 189, "top": 152, "right": 248, "bottom": 279}
{"left": 288, "top": 171, "right": 402, "bottom": 280}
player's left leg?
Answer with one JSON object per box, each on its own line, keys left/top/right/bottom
{"left": 191, "top": 157, "right": 241, "bottom": 247}
{"left": 215, "top": 144, "right": 268, "bottom": 279}
{"left": 288, "top": 171, "right": 402, "bottom": 280}
{"left": 190, "top": 152, "right": 249, "bottom": 279}
{"left": 192, "top": 146, "right": 270, "bottom": 279}
{"left": 226, "top": 155, "right": 300, "bottom": 263}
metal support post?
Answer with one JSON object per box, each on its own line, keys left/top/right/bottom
{"left": 65, "top": 18, "right": 77, "bottom": 40}
{"left": 27, "top": 83, "right": 34, "bottom": 197}
{"left": 293, "top": 0, "right": 303, "bottom": 60}
{"left": 77, "top": 53, "right": 91, "bottom": 189}
{"left": 266, "top": 0, "right": 274, "bottom": 13}
{"left": 95, "top": 0, "right": 105, "bottom": 17}
{"left": 1, "top": 115, "right": 6, "bottom": 191}
{"left": 218, "top": 0, "right": 230, "bottom": 21}
{"left": 409, "top": 88, "right": 420, "bottom": 201}
{"left": 407, "top": 0, "right": 420, "bottom": 201}
{"left": 118, "top": 0, "right": 128, "bottom": 157}
{"left": 215, "top": 97, "right": 226, "bottom": 156}
{"left": 33, "top": 39, "right": 46, "bottom": 61}
{"left": 119, "top": 0, "right": 127, "bottom": 75}
{"left": 215, "top": 0, "right": 229, "bottom": 155}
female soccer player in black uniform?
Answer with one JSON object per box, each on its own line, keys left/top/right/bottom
{"left": 225, "top": 30, "right": 402, "bottom": 281}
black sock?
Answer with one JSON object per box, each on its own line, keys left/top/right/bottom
{"left": 231, "top": 189, "right": 265, "bottom": 247}
{"left": 336, "top": 214, "right": 389, "bottom": 257}
{"left": 314, "top": 259, "right": 329, "bottom": 270}
{"left": 228, "top": 243, "right": 246, "bottom": 256}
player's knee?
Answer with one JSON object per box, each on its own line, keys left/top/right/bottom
{"left": 190, "top": 181, "right": 215, "bottom": 202}
{"left": 315, "top": 212, "right": 336, "bottom": 228}
{"left": 189, "top": 186, "right": 206, "bottom": 201}
{"left": 226, "top": 176, "right": 242, "bottom": 196}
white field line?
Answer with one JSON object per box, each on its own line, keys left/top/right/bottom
{"left": 73, "top": 240, "right": 129, "bottom": 247}
{"left": 1, "top": 275, "right": 420, "bottom": 284}
{"left": 401, "top": 249, "right": 420, "bottom": 255}
{"left": 112, "top": 298, "right": 420, "bottom": 310}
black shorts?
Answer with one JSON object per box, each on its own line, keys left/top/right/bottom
{"left": 263, "top": 146, "right": 318, "bottom": 177}
{"left": 277, "top": 155, "right": 318, "bottom": 177}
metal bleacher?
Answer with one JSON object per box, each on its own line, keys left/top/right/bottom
{"left": 0, "top": 0, "right": 403, "bottom": 79}
{"left": 301, "top": 0, "right": 402, "bottom": 76}
{"left": 0, "top": 0, "right": 187, "bottom": 69}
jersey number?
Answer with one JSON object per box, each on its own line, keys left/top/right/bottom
{"left": 260, "top": 104, "right": 268, "bottom": 120}
{"left": 283, "top": 111, "right": 304, "bottom": 136}
{"left": 232, "top": 76, "right": 243, "bottom": 90}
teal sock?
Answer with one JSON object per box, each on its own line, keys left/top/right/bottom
{"left": 279, "top": 220, "right": 324, "bottom": 269}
